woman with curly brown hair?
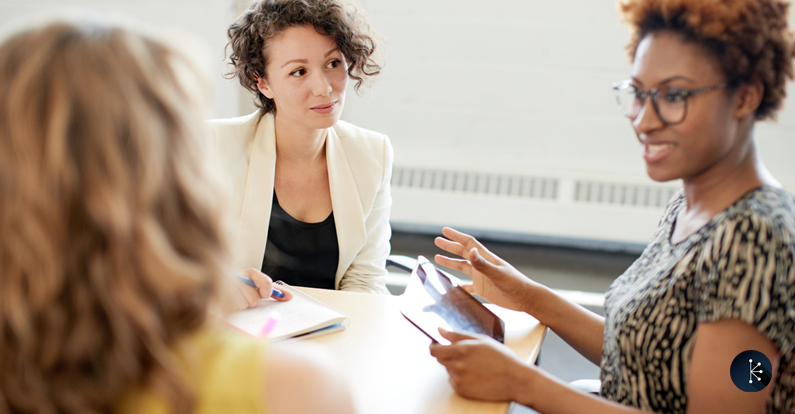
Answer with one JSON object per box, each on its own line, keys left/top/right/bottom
{"left": 428, "top": 1, "right": 795, "bottom": 413}
{"left": 211, "top": 0, "right": 392, "bottom": 300}
{"left": 0, "top": 16, "right": 354, "bottom": 414}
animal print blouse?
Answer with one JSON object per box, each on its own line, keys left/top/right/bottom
{"left": 601, "top": 186, "right": 795, "bottom": 413}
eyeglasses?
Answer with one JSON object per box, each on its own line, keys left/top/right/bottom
{"left": 611, "top": 80, "right": 728, "bottom": 125}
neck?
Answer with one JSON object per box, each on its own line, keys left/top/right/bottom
{"left": 682, "top": 132, "right": 778, "bottom": 215}
{"left": 273, "top": 114, "right": 327, "bottom": 162}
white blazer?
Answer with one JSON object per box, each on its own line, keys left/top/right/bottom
{"left": 208, "top": 112, "right": 392, "bottom": 294}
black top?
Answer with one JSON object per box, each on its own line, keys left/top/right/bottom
{"left": 261, "top": 191, "right": 339, "bottom": 289}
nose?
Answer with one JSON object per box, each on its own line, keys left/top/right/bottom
{"left": 311, "top": 71, "right": 333, "bottom": 97}
{"left": 632, "top": 95, "right": 665, "bottom": 134}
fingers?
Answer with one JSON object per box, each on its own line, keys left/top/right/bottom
{"left": 242, "top": 268, "right": 292, "bottom": 301}
{"left": 467, "top": 248, "right": 500, "bottom": 277}
{"left": 429, "top": 342, "right": 446, "bottom": 359}
{"left": 441, "top": 226, "right": 470, "bottom": 242}
{"left": 235, "top": 282, "right": 263, "bottom": 310}
{"left": 436, "top": 249, "right": 499, "bottom": 287}
{"left": 429, "top": 328, "right": 483, "bottom": 362}
{"left": 439, "top": 327, "right": 478, "bottom": 343}
{"left": 433, "top": 254, "right": 472, "bottom": 274}
{"left": 273, "top": 287, "right": 293, "bottom": 301}
{"left": 436, "top": 228, "right": 475, "bottom": 258}
{"left": 429, "top": 336, "right": 495, "bottom": 378}
{"left": 434, "top": 236, "right": 465, "bottom": 257}
{"left": 242, "top": 268, "right": 271, "bottom": 298}
{"left": 429, "top": 340, "right": 463, "bottom": 363}
{"left": 439, "top": 227, "right": 498, "bottom": 263}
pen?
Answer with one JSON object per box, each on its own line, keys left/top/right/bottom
{"left": 236, "top": 274, "right": 285, "bottom": 298}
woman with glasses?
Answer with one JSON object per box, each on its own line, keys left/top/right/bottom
{"left": 211, "top": 0, "right": 392, "bottom": 304}
{"left": 429, "top": 0, "right": 795, "bottom": 413}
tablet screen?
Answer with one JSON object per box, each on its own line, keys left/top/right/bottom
{"left": 400, "top": 256, "right": 505, "bottom": 345}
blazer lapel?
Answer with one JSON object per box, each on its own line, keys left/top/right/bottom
{"left": 237, "top": 114, "right": 276, "bottom": 270}
{"left": 326, "top": 127, "right": 366, "bottom": 288}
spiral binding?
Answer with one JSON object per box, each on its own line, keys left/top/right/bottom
{"left": 273, "top": 281, "right": 346, "bottom": 317}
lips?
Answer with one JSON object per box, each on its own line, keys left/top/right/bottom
{"left": 642, "top": 141, "right": 675, "bottom": 163}
{"left": 311, "top": 101, "right": 337, "bottom": 114}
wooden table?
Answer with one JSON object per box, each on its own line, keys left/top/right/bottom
{"left": 295, "top": 287, "right": 547, "bottom": 414}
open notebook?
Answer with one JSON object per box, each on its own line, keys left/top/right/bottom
{"left": 226, "top": 281, "right": 348, "bottom": 340}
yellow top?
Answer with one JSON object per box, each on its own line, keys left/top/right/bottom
{"left": 116, "top": 328, "right": 267, "bottom": 414}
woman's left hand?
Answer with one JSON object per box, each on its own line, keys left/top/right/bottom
{"left": 429, "top": 328, "right": 533, "bottom": 402}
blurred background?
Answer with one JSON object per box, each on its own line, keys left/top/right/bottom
{"left": 4, "top": 0, "right": 792, "bottom": 250}
{"left": 2, "top": 0, "right": 794, "bottom": 410}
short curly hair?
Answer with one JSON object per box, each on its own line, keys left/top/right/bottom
{"left": 226, "top": 0, "right": 382, "bottom": 114}
{"left": 619, "top": 0, "right": 795, "bottom": 120}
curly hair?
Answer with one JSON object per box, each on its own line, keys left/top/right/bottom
{"left": 0, "top": 18, "right": 234, "bottom": 414}
{"left": 619, "top": 0, "right": 795, "bottom": 120}
{"left": 226, "top": 0, "right": 382, "bottom": 114}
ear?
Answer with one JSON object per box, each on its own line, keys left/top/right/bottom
{"left": 255, "top": 73, "right": 274, "bottom": 100}
{"left": 733, "top": 81, "right": 764, "bottom": 119}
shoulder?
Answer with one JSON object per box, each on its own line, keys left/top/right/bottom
{"left": 333, "top": 119, "right": 389, "bottom": 142}
{"left": 186, "top": 330, "right": 265, "bottom": 384}
{"left": 333, "top": 120, "right": 391, "bottom": 154}
{"left": 745, "top": 186, "right": 795, "bottom": 230}
{"left": 702, "top": 187, "right": 795, "bottom": 268}
{"left": 207, "top": 111, "right": 264, "bottom": 140}
{"left": 266, "top": 342, "right": 355, "bottom": 414}
{"left": 332, "top": 120, "right": 393, "bottom": 170}
{"left": 207, "top": 111, "right": 262, "bottom": 128}
{"left": 129, "top": 330, "right": 270, "bottom": 413}
{"left": 695, "top": 188, "right": 795, "bottom": 354}
{"left": 720, "top": 186, "right": 795, "bottom": 245}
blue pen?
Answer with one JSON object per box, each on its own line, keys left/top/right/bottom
{"left": 236, "top": 274, "right": 285, "bottom": 298}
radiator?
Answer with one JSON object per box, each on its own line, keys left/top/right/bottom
{"left": 389, "top": 166, "right": 681, "bottom": 252}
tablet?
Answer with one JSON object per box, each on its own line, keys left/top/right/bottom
{"left": 399, "top": 256, "right": 505, "bottom": 345}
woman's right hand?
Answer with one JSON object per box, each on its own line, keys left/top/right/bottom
{"left": 234, "top": 268, "right": 293, "bottom": 311}
{"left": 434, "top": 227, "right": 536, "bottom": 314}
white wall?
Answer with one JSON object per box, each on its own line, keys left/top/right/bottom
{"left": 343, "top": 0, "right": 795, "bottom": 189}
{"left": 3, "top": 0, "right": 791, "bottom": 184}
{"left": 0, "top": 0, "right": 242, "bottom": 119}
{"left": 2, "top": 0, "right": 793, "bottom": 246}
{"left": 3, "top": 0, "right": 791, "bottom": 183}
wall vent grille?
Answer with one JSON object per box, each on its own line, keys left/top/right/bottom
{"left": 390, "top": 166, "right": 684, "bottom": 246}
{"left": 573, "top": 181, "right": 678, "bottom": 208}
{"left": 392, "top": 167, "right": 558, "bottom": 200}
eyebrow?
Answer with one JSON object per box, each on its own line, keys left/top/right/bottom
{"left": 279, "top": 47, "right": 340, "bottom": 68}
{"left": 631, "top": 75, "right": 697, "bottom": 86}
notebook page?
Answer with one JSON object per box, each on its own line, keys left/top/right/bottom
{"left": 226, "top": 286, "right": 347, "bottom": 339}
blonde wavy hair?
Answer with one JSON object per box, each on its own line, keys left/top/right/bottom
{"left": 0, "top": 17, "right": 234, "bottom": 413}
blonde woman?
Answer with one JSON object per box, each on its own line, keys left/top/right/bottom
{"left": 214, "top": 0, "right": 392, "bottom": 300}
{"left": 0, "top": 17, "right": 353, "bottom": 414}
